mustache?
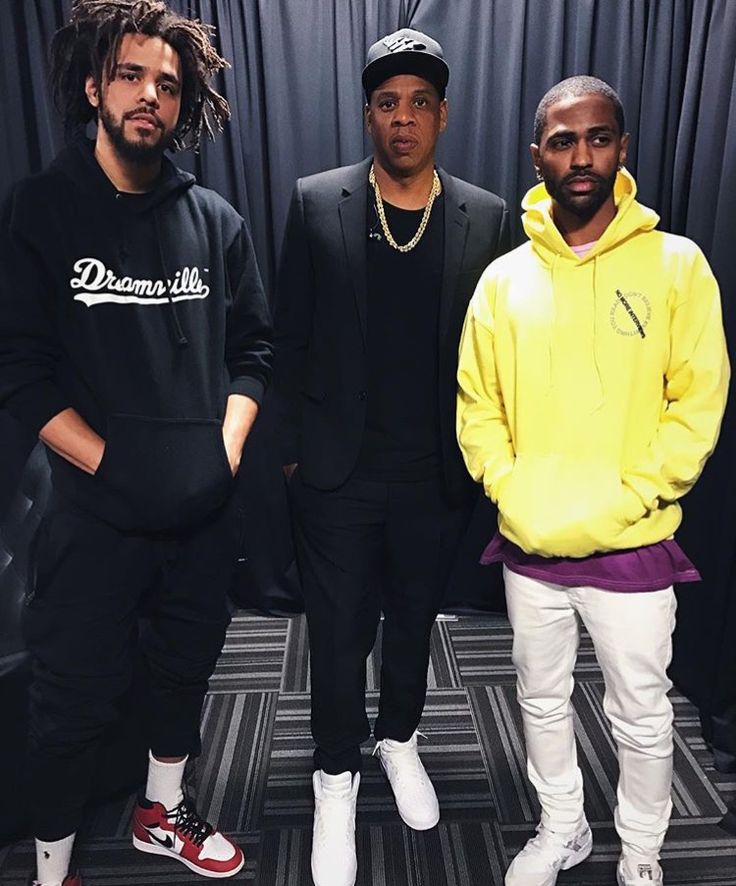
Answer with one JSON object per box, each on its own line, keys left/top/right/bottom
{"left": 124, "top": 108, "right": 164, "bottom": 128}
{"left": 563, "top": 171, "right": 606, "bottom": 185}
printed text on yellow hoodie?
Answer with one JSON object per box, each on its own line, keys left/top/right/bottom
{"left": 456, "top": 170, "right": 730, "bottom": 557}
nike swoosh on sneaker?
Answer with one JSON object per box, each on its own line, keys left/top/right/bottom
{"left": 145, "top": 828, "right": 174, "bottom": 849}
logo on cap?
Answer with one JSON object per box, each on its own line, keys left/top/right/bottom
{"left": 383, "top": 35, "right": 426, "bottom": 53}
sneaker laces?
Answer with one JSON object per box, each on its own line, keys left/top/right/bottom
{"left": 371, "top": 729, "right": 429, "bottom": 759}
{"left": 373, "top": 730, "right": 430, "bottom": 793}
{"left": 170, "top": 798, "right": 214, "bottom": 847}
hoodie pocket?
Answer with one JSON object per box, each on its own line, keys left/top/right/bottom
{"left": 96, "top": 414, "right": 233, "bottom": 532}
{"left": 497, "top": 454, "right": 647, "bottom": 557}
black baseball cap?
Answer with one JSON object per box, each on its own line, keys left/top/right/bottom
{"left": 362, "top": 28, "right": 449, "bottom": 100}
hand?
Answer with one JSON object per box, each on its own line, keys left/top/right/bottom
{"left": 39, "top": 408, "right": 106, "bottom": 476}
{"left": 92, "top": 440, "right": 106, "bottom": 475}
{"left": 222, "top": 429, "right": 242, "bottom": 476}
{"left": 221, "top": 394, "right": 258, "bottom": 477}
{"left": 283, "top": 463, "right": 298, "bottom": 480}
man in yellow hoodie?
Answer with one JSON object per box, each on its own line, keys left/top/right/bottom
{"left": 457, "top": 76, "right": 729, "bottom": 886}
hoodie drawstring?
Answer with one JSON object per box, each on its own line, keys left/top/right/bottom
{"left": 590, "top": 254, "right": 605, "bottom": 411}
{"left": 153, "top": 209, "right": 189, "bottom": 347}
{"left": 547, "top": 253, "right": 558, "bottom": 394}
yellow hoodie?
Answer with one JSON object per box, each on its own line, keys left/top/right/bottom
{"left": 456, "top": 169, "right": 730, "bottom": 558}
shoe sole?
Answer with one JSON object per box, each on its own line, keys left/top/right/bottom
{"left": 396, "top": 807, "right": 440, "bottom": 830}
{"left": 133, "top": 835, "right": 245, "bottom": 879}
{"left": 505, "top": 830, "right": 593, "bottom": 886}
{"left": 311, "top": 857, "right": 357, "bottom": 886}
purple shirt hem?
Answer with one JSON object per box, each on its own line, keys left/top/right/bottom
{"left": 481, "top": 533, "right": 700, "bottom": 593}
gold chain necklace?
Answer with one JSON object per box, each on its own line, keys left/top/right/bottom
{"left": 368, "top": 165, "right": 441, "bottom": 253}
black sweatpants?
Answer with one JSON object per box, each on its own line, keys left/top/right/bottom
{"left": 24, "top": 495, "right": 238, "bottom": 841}
{"left": 290, "top": 473, "right": 470, "bottom": 775}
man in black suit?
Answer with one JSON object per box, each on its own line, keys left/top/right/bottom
{"left": 274, "top": 29, "right": 507, "bottom": 886}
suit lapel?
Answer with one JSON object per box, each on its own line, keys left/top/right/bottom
{"left": 439, "top": 170, "right": 469, "bottom": 346}
{"left": 338, "top": 163, "right": 468, "bottom": 351}
{"left": 338, "top": 158, "right": 372, "bottom": 350}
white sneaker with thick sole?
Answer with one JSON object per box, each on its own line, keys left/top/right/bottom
{"left": 505, "top": 821, "right": 593, "bottom": 885}
{"left": 373, "top": 731, "right": 440, "bottom": 830}
{"left": 617, "top": 854, "right": 663, "bottom": 885}
{"left": 311, "top": 770, "right": 360, "bottom": 886}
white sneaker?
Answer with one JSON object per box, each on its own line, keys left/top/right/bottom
{"left": 311, "top": 770, "right": 360, "bottom": 886}
{"left": 505, "top": 821, "right": 593, "bottom": 885}
{"left": 617, "top": 854, "right": 663, "bottom": 885}
{"left": 373, "top": 731, "right": 440, "bottom": 830}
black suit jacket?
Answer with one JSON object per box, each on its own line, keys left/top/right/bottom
{"left": 274, "top": 156, "right": 508, "bottom": 504}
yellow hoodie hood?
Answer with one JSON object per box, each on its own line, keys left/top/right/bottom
{"left": 456, "top": 170, "right": 729, "bottom": 558}
{"left": 522, "top": 168, "right": 659, "bottom": 264}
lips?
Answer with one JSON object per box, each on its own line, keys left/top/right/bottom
{"left": 126, "top": 111, "right": 161, "bottom": 130}
{"left": 391, "top": 135, "right": 417, "bottom": 153}
{"left": 565, "top": 176, "right": 599, "bottom": 194}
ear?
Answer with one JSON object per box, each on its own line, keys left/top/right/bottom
{"left": 439, "top": 98, "right": 448, "bottom": 133}
{"left": 85, "top": 74, "right": 100, "bottom": 109}
{"left": 364, "top": 103, "right": 372, "bottom": 132}
{"left": 530, "top": 142, "right": 540, "bottom": 168}
{"left": 619, "top": 132, "right": 630, "bottom": 167}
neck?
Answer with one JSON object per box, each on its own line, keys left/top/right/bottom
{"left": 371, "top": 158, "right": 438, "bottom": 209}
{"left": 553, "top": 197, "right": 617, "bottom": 247}
{"left": 94, "top": 128, "right": 161, "bottom": 193}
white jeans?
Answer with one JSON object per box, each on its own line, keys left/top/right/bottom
{"left": 503, "top": 566, "right": 677, "bottom": 857}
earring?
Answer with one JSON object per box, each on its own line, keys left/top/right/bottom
{"left": 535, "top": 168, "right": 543, "bottom": 181}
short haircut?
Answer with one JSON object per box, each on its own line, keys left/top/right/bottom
{"left": 50, "top": 0, "right": 230, "bottom": 152}
{"left": 533, "top": 75, "right": 625, "bottom": 144}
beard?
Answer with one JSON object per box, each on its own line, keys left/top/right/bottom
{"left": 543, "top": 168, "right": 617, "bottom": 220}
{"left": 99, "top": 102, "right": 175, "bottom": 164}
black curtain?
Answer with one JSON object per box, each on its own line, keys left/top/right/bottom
{"left": 1, "top": 0, "right": 735, "bottom": 753}
{"left": 6, "top": 1, "right": 736, "bottom": 287}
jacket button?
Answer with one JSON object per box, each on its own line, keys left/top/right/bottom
{"left": 358, "top": 390, "right": 367, "bottom": 401}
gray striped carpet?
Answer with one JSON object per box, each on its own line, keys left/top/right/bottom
{"left": 1, "top": 614, "right": 734, "bottom": 885}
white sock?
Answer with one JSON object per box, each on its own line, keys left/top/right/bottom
{"left": 35, "top": 832, "right": 75, "bottom": 886}
{"left": 145, "top": 750, "right": 187, "bottom": 811}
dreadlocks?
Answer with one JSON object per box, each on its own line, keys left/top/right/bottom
{"left": 50, "top": 0, "right": 231, "bottom": 152}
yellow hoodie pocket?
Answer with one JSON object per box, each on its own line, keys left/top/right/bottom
{"left": 497, "top": 454, "right": 647, "bottom": 558}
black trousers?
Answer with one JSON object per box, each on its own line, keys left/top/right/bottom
{"left": 290, "top": 472, "right": 470, "bottom": 775}
{"left": 24, "top": 495, "right": 237, "bottom": 841}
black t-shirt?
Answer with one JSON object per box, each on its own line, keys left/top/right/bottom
{"left": 355, "top": 189, "right": 445, "bottom": 481}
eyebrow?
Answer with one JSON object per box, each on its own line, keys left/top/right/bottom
{"left": 116, "top": 62, "right": 180, "bottom": 87}
{"left": 375, "top": 89, "right": 434, "bottom": 100}
{"left": 547, "top": 124, "right": 616, "bottom": 138}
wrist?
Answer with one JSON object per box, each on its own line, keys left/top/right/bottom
{"left": 91, "top": 440, "right": 105, "bottom": 475}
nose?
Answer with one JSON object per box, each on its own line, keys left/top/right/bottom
{"left": 570, "top": 140, "right": 592, "bottom": 169}
{"left": 138, "top": 77, "right": 160, "bottom": 107}
{"left": 391, "top": 100, "right": 415, "bottom": 126}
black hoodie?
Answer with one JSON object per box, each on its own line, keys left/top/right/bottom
{"left": 0, "top": 138, "right": 272, "bottom": 532}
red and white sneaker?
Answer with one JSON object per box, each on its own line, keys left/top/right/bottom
{"left": 132, "top": 795, "right": 244, "bottom": 879}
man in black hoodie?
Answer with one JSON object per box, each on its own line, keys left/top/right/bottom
{"left": 0, "top": 3, "right": 272, "bottom": 884}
